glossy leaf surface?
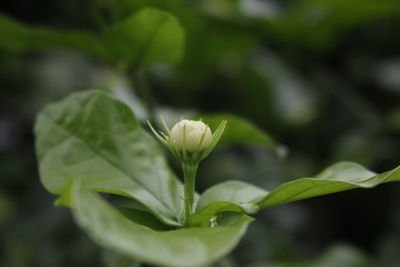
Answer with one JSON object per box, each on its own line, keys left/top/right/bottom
{"left": 195, "top": 162, "right": 400, "bottom": 225}
{"left": 35, "top": 90, "right": 184, "bottom": 225}
{"left": 189, "top": 181, "right": 267, "bottom": 227}
{"left": 69, "top": 180, "right": 253, "bottom": 267}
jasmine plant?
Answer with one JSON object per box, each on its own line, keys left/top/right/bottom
{"left": 35, "top": 90, "right": 400, "bottom": 267}
{"left": 148, "top": 119, "right": 227, "bottom": 224}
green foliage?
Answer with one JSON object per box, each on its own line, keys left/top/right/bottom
{"left": 192, "top": 162, "right": 400, "bottom": 226}
{"left": 0, "top": 7, "right": 184, "bottom": 68}
{"left": 189, "top": 181, "right": 268, "bottom": 227}
{"left": 107, "top": 83, "right": 277, "bottom": 150}
{"left": 200, "top": 114, "right": 277, "bottom": 149}
{"left": 67, "top": 179, "right": 252, "bottom": 267}
{"left": 2, "top": 0, "right": 400, "bottom": 266}
{"left": 0, "top": 14, "right": 109, "bottom": 60}
{"left": 266, "top": 0, "right": 400, "bottom": 49}
{"left": 105, "top": 8, "right": 184, "bottom": 69}
{"left": 35, "top": 91, "right": 400, "bottom": 266}
{"left": 35, "top": 90, "right": 184, "bottom": 226}
{"left": 257, "top": 162, "right": 400, "bottom": 209}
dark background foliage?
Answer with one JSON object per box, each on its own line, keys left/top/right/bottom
{"left": 1, "top": 0, "right": 400, "bottom": 266}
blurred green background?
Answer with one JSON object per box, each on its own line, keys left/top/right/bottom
{"left": 1, "top": 0, "right": 400, "bottom": 266}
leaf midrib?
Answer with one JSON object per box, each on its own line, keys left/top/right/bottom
{"left": 131, "top": 13, "right": 169, "bottom": 69}
{"left": 260, "top": 180, "right": 355, "bottom": 209}
{"left": 41, "top": 112, "right": 177, "bottom": 216}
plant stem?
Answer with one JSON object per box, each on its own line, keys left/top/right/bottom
{"left": 182, "top": 161, "right": 199, "bottom": 225}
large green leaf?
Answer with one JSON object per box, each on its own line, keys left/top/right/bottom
{"left": 0, "top": 14, "right": 110, "bottom": 60}
{"left": 69, "top": 180, "right": 253, "bottom": 267}
{"left": 35, "top": 90, "right": 184, "bottom": 226}
{"left": 105, "top": 8, "right": 185, "bottom": 68}
{"left": 193, "top": 162, "right": 400, "bottom": 225}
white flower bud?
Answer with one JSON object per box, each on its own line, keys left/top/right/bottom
{"left": 148, "top": 117, "right": 226, "bottom": 162}
{"left": 169, "top": 120, "right": 212, "bottom": 152}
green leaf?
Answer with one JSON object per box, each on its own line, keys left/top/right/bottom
{"left": 192, "top": 162, "right": 400, "bottom": 225}
{"left": 198, "top": 181, "right": 268, "bottom": 210}
{"left": 0, "top": 8, "right": 185, "bottom": 68}
{"left": 199, "top": 113, "right": 277, "bottom": 150}
{"left": 105, "top": 8, "right": 185, "bottom": 68}
{"left": 189, "top": 181, "right": 267, "bottom": 227}
{"left": 257, "top": 162, "right": 400, "bottom": 210}
{"left": 35, "top": 90, "right": 184, "bottom": 226}
{"left": 0, "top": 14, "right": 110, "bottom": 60}
{"left": 118, "top": 207, "right": 173, "bottom": 231}
{"left": 69, "top": 180, "right": 253, "bottom": 267}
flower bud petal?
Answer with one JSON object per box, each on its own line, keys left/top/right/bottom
{"left": 170, "top": 120, "right": 212, "bottom": 152}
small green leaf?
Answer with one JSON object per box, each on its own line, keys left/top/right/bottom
{"left": 105, "top": 8, "right": 185, "bottom": 68}
{"left": 198, "top": 181, "right": 268, "bottom": 210}
{"left": 70, "top": 180, "right": 253, "bottom": 267}
{"left": 190, "top": 181, "right": 267, "bottom": 227}
{"left": 35, "top": 90, "right": 184, "bottom": 226}
{"left": 199, "top": 113, "right": 277, "bottom": 149}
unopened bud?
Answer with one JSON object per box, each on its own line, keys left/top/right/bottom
{"left": 147, "top": 117, "right": 226, "bottom": 162}
{"left": 170, "top": 120, "right": 212, "bottom": 152}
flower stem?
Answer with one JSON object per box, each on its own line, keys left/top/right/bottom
{"left": 182, "top": 161, "right": 199, "bottom": 225}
